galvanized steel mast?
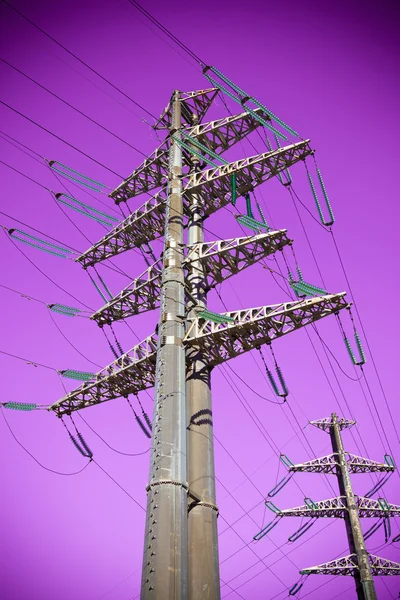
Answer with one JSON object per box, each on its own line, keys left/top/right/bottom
{"left": 141, "top": 91, "right": 188, "bottom": 599}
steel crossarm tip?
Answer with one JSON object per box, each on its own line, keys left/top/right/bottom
{"left": 184, "top": 293, "right": 349, "bottom": 367}
{"left": 48, "top": 335, "right": 157, "bottom": 416}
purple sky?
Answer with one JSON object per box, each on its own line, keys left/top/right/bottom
{"left": 1, "top": 1, "right": 399, "bottom": 598}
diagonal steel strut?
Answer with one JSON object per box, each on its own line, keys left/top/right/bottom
{"left": 110, "top": 108, "right": 271, "bottom": 202}
{"left": 91, "top": 230, "right": 292, "bottom": 325}
{"left": 277, "top": 496, "right": 400, "bottom": 518}
{"left": 301, "top": 554, "right": 400, "bottom": 577}
{"left": 49, "top": 294, "right": 348, "bottom": 416}
{"left": 77, "top": 140, "right": 312, "bottom": 267}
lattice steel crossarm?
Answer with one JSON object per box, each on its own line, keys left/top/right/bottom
{"left": 301, "top": 554, "right": 400, "bottom": 577}
{"left": 277, "top": 496, "right": 400, "bottom": 518}
{"left": 110, "top": 108, "right": 271, "bottom": 202}
{"left": 289, "top": 453, "right": 396, "bottom": 474}
{"left": 77, "top": 142, "right": 309, "bottom": 267}
{"left": 184, "top": 140, "right": 312, "bottom": 207}
{"left": 185, "top": 108, "right": 270, "bottom": 155}
{"left": 92, "top": 230, "right": 292, "bottom": 325}
{"left": 77, "top": 189, "right": 167, "bottom": 268}
{"left": 92, "top": 259, "right": 163, "bottom": 325}
{"left": 186, "top": 230, "right": 291, "bottom": 291}
{"left": 153, "top": 88, "right": 219, "bottom": 130}
{"left": 184, "top": 293, "right": 348, "bottom": 367}
{"left": 310, "top": 416, "right": 356, "bottom": 432}
{"left": 48, "top": 335, "right": 157, "bottom": 416}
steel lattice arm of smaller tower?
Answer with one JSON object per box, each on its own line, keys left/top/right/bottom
{"left": 289, "top": 452, "right": 395, "bottom": 474}
{"left": 48, "top": 295, "right": 348, "bottom": 416}
{"left": 301, "top": 554, "right": 400, "bottom": 577}
{"left": 276, "top": 496, "right": 400, "bottom": 518}
{"left": 280, "top": 414, "right": 400, "bottom": 600}
{"left": 77, "top": 138, "right": 312, "bottom": 268}
{"left": 92, "top": 230, "right": 292, "bottom": 325}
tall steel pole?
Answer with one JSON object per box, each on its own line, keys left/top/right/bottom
{"left": 330, "top": 412, "right": 377, "bottom": 600}
{"left": 186, "top": 116, "right": 221, "bottom": 600}
{"left": 141, "top": 91, "right": 188, "bottom": 600}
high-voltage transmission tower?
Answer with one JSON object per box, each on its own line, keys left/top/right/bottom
{"left": 49, "top": 88, "right": 350, "bottom": 599}
{"left": 262, "top": 414, "right": 400, "bottom": 600}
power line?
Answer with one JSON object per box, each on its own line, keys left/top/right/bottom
{"left": 0, "top": 158, "right": 51, "bottom": 191}
{"left": 0, "top": 100, "right": 123, "bottom": 177}
{"left": 2, "top": 229, "right": 94, "bottom": 310}
{"left": 46, "top": 309, "right": 102, "bottom": 369}
{"left": 126, "top": 0, "right": 204, "bottom": 67}
{"left": 77, "top": 412, "right": 150, "bottom": 457}
{"left": 2, "top": 0, "right": 157, "bottom": 121}
{"left": 0, "top": 282, "right": 47, "bottom": 306}
{"left": 0, "top": 57, "right": 147, "bottom": 157}
{"left": 0, "top": 130, "right": 122, "bottom": 216}
{"left": 1, "top": 406, "right": 92, "bottom": 476}
{"left": 0, "top": 348, "right": 57, "bottom": 372}
{"left": 330, "top": 229, "right": 400, "bottom": 448}
{"left": 91, "top": 458, "right": 145, "bottom": 511}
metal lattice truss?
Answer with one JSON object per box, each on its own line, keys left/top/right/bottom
{"left": 49, "top": 335, "right": 158, "bottom": 416}
{"left": 289, "top": 452, "right": 395, "bottom": 475}
{"left": 50, "top": 294, "right": 347, "bottom": 415}
{"left": 77, "top": 141, "right": 311, "bottom": 267}
{"left": 110, "top": 109, "right": 270, "bottom": 203}
{"left": 310, "top": 416, "right": 356, "bottom": 432}
{"left": 278, "top": 496, "right": 400, "bottom": 519}
{"left": 153, "top": 88, "right": 219, "bottom": 130}
{"left": 301, "top": 554, "right": 400, "bottom": 576}
{"left": 184, "top": 294, "right": 348, "bottom": 367}
{"left": 92, "top": 230, "right": 292, "bottom": 325}
{"left": 185, "top": 108, "right": 269, "bottom": 156}
{"left": 77, "top": 189, "right": 167, "bottom": 268}
{"left": 183, "top": 140, "right": 312, "bottom": 207}
{"left": 92, "top": 258, "right": 163, "bottom": 325}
